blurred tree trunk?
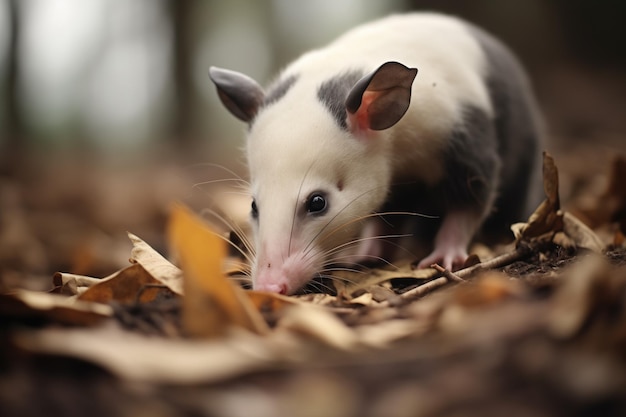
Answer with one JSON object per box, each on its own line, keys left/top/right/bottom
{"left": 169, "top": 0, "right": 197, "bottom": 148}
{"left": 3, "top": 0, "right": 25, "bottom": 160}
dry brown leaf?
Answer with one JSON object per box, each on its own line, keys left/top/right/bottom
{"left": 348, "top": 292, "right": 375, "bottom": 306}
{"left": 276, "top": 304, "right": 359, "bottom": 350}
{"left": 14, "top": 325, "right": 279, "bottom": 384}
{"left": 513, "top": 152, "right": 564, "bottom": 241}
{"left": 246, "top": 290, "right": 302, "bottom": 313}
{"left": 78, "top": 263, "right": 167, "bottom": 304}
{"left": 52, "top": 272, "right": 102, "bottom": 296}
{"left": 0, "top": 290, "right": 112, "bottom": 326}
{"left": 333, "top": 263, "right": 436, "bottom": 296}
{"left": 562, "top": 211, "right": 605, "bottom": 253}
{"left": 355, "top": 319, "right": 428, "bottom": 348}
{"left": 128, "top": 232, "right": 184, "bottom": 295}
{"left": 168, "top": 203, "right": 268, "bottom": 337}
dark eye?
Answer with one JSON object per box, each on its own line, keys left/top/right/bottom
{"left": 306, "top": 193, "right": 327, "bottom": 214}
{"left": 251, "top": 199, "right": 259, "bottom": 218}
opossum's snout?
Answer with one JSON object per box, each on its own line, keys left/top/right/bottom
{"left": 253, "top": 248, "right": 322, "bottom": 295}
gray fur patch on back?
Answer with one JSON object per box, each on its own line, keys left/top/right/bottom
{"left": 263, "top": 74, "right": 298, "bottom": 107}
{"left": 442, "top": 105, "right": 499, "bottom": 212}
{"left": 317, "top": 70, "right": 364, "bottom": 130}
{"left": 466, "top": 23, "right": 544, "bottom": 228}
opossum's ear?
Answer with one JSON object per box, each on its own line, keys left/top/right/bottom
{"left": 209, "top": 67, "right": 265, "bottom": 123}
{"left": 346, "top": 62, "right": 417, "bottom": 132}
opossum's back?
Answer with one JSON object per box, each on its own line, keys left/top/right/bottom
{"left": 286, "top": 13, "right": 487, "bottom": 85}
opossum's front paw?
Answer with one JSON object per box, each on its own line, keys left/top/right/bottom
{"left": 417, "top": 246, "right": 468, "bottom": 271}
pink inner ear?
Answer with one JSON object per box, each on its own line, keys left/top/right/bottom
{"left": 348, "top": 91, "right": 378, "bottom": 134}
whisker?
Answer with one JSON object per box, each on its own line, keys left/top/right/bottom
{"left": 200, "top": 208, "right": 256, "bottom": 265}
{"left": 319, "top": 266, "right": 369, "bottom": 275}
{"left": 290, "top": 160, "right": 317, "bottom": 257}
{"left": 219, "top": 190, "right": 254, "bottom": 197}
{"left": 315, "top": 211, "right": 434, "bottom": 251}
{"left": 301, "top": 184, "right": 390, "bottom": 255}
{"left": 322, "top": 233, "right": 413, "bottom": 258}
{"left": 186, "top": 162, "right": 250, "bottom": 186}
{"left": 323, "top": 253, "right": 398, "bottom": 269}
{"left": 192, "top": 178, "right": 250, "bottom": 189}
{"left": 316, "top": 273, "right": 360, "bottom": 289}
{"left": 305, "top": 275, "right": 339, "bottom": 294}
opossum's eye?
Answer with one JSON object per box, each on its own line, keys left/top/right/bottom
{"left": 306, "top": 193, "right": 327, "bottom": 214}
{"left": 251, "top": 199, "right": 259, "bottom": 218}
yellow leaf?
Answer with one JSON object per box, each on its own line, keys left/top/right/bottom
{"left": 167, "top": 203, "right": 268, "bottom": 337}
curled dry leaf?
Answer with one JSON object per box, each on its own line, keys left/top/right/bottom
{"left": 52, "top": 272, "right": 102, "bottom": 295}
{"left": 128, "top": 232, "right": 184, "bottom": 295}
{"left": 78, "top": 263, "right": 168, "bottom": 304}
{"left": 53, "top": 234, "right": 184, "bottom": 301}
{"left": 562, "top": 211, "right": 605, "bottom": 253}
{"left": 511, "top": 152, "right": 604, "bottom": 252}
{"left": 513, "top": 152, "right": 564, "bottom": 241}
{"left": 167, "top": 203, "right": 268, "bottom": 337}
{"left": 0, "top": 290, "right": 112, "bottom": 326}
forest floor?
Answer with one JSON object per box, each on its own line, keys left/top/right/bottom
{"left": 2, "top": 68, "right": 626, "bottom": 417}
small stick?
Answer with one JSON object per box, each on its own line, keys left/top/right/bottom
{"left": 431, "top": 264, "right": 465, "bottom": 282}
{"left": 396, "top": 242, "right": 537, "bottom": 303}
{"left": 398, "top": 276, "right": 449, "bottom": 300}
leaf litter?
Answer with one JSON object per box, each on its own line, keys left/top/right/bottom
{"left": 2, "top": 153, "right": 626, "bottom": 416}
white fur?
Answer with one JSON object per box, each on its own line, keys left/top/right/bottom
{"left": 245, "top": 13, "right": 495, "bottom": 293}
{"left": 279, "top": 13, "right": 492, "bottom": 184}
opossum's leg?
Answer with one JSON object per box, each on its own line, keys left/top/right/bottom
{"left": 417, "top": 209, "right": 480, "bottom": 270}
{"left": 417, "top": 106, "right": 500, "bottom": 270}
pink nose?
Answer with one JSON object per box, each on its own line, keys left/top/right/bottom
{"left": 255, "top": 282, "right": 287, "bottom": 294}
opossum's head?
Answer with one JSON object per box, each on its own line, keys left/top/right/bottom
{"left": 210, "top": 62, "right": 417, "bottom": 294}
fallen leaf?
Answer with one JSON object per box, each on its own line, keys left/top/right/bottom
{"left": 276, "top": 304, "right": 359, "bottom": 351}
{"left": 355, "top": 319, "right": 428, "bottom": 348}
{"left": 128, "top": 232, "right": 184, "bottom": 295}
{"left": 333, "top": 263, "right": 436, "bottom": 296}
{"left": 78, "top": 263, "right": 167, "bottom": 304}
{"left": 52, "top": 272, "right": 102, "bottom": 295}
{"left": 0, "top": 290, "right": 112, "bottom": 326}
{"left": 167, "top": 203, "right": 268, "bottom": 337}
{"left": 14, "top": 325, "right": 278, "bottom": 384}
{"left": 513, "top": 152, "right": 564, "bottom": 241}
{"left": 562, "top": 211, "right": 605, "bottom": 253}
{"left": 246, "top": 290, "right": 301, "bottom": 313}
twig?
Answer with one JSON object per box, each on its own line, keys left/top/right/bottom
{"left": 453, "top": 244, "right": 533, "bottom": 279}
{"left": 395, "top": 242, "right": 538, "bottom": 304}
{"left": 431, "top": 264, "right": 465, "bottom": 282}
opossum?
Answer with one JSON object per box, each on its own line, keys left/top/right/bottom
{"left": 209, "top": 12, "right": 543, "bottom": 294}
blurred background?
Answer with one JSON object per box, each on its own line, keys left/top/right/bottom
{"left": 1, "top": 0, "right": 625, "bottom": 289}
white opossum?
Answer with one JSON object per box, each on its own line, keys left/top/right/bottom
{"left": 209, "top": 13, "right": 543, "bottom": 294}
